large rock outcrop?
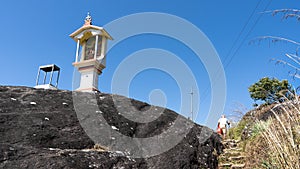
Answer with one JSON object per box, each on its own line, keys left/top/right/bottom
{"left": 0, "top": 86, "right": 223, "bottom": 169}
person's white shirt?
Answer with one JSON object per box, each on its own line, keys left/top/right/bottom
{"left": 218, "top": 117, "right": 228, "bottom": 128}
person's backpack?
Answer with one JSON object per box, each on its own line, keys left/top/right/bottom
{"left": 217, "top": 124, "right": 223, "bottom": 135}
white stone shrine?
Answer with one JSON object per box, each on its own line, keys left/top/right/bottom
{"left": 70, "top": 13, "right": 113, "bottom": 92}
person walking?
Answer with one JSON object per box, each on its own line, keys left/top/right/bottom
{"left": 217, "top": 115, "right": 230, "bottom": 139}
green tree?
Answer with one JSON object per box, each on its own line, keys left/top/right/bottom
{"left": 248, "top": 77, "right": 293, "bottom": 104}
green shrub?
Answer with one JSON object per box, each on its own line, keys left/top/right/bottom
{"left": 228, "top": 119, "right": 249, "bottom": 140}
{"left": 251, "top": 119, "right": 272, "bottom": 138}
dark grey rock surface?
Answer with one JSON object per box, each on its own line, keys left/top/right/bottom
{"left": 0, "top": 86, "right": 223, "bottom": 169}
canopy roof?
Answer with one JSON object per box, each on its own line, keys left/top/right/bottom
{"left": 69, "top": 13, "right": 113, "bottom": 42}
{"left": 69, "top": 25, "right": 113, "bottom": 41}
{"left": 39, "top": 64, "right": 60, "bottom": 72}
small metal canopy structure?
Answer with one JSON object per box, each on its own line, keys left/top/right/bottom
{"left": 35, "top": 64, "right": 60, "bottom": 90}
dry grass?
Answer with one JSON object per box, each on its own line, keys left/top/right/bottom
{"left": 93, "top": 144, "right": 109, "bottom": 152}
{"left": 251, "top": 99, "right": 300, "bottom": 168}
{"left": 244, "top": 134, "right": 270, "bottom": 169}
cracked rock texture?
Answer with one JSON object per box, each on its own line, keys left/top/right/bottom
{"left": 0, "top": 86, "right": 223, "bottom": 169}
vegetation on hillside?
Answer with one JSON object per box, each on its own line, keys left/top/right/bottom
{"left": 228, "top": 96, "right": 300, "bottom": 168}
{"left": 225, "top": 9, "right": 300, "bottom": 168}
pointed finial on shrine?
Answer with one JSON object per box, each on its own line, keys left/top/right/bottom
{"left": 84, "top": 12, "right": 92, "bottom": 26}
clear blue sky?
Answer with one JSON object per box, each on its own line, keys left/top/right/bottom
{"left": 1, "top": 0, "right": 299, "bottom": 128}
